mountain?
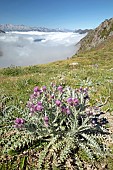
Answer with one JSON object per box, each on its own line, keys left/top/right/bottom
{"left": 0, "top": 24, "right": 90, "bottom": 33}
{"left": 74, "top": 29, "right": 92, "bottom": 34}
{"left": 78, "top": 17, "right": 113, "bottom": 52}
{"left": 0, "top": 29, "right": 5, "bottom": 33}
{"left": 0, "top": 24, "right": 73, "bottom": 32}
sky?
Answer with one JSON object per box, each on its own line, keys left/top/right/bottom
{"left": 0, "top": 0, "right": 113, "bottom": 29}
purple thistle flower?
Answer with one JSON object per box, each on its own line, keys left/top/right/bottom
{"left": 57, "top": 85, "right": 63, "bottom": 92}
{"left": 34, "top": 90, "right": 42, "bottom": 97}
{"left": 35, "top": 104, "right": 43, "bottom": 111}
{"left": 55, "top": 100, "right": 61, "bottom": 107}
{"left": 42, "top": 86, "right": 47, "bottom": 91}
{"left": 67, "top": 98, "right": 73, "bottom": 103}
{"left": 73, "top": 98, "right": 79, "bottom": 106}
{"left": 44, "top": 116, "right": 49, "bottom": 127}
{"left": 67, "top": 98, "right": 73, "bottom": 106}
{"left": 34, "top": 86, "right": 40, "bottom": 92}
{"left": 15, "top": 118, "right": 24, "bottom": 124}
{"left": 14, "top": 118, "right": 24, "bottom": 128}
{"left": 37, "top": 101, "right": 42, "bottom": 105}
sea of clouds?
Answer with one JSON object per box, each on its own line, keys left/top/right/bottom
{"left": 0, "top": 31, "right": 86, "bottom": 68}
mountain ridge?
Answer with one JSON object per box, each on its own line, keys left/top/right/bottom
{"left": 0, "top": 24, "right": 73, "bottom": 32}
{"left": 0, "top": 29, "right": 5, "bottom": 33}
{"left": 78, "top": 17, "right": 113, "bottom": 52}
{"left": 0, "top": 24, "right": 89, "bottom": 33}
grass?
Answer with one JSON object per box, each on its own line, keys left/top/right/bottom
{"left": 0, "top": 36, "right": 113, "bottom": 169}
{"left": 1, "top": 37, "right": 113, "bottom": 111}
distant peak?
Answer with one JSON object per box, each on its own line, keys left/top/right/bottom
{"left": 78, "top": 17, "right": 113, "bottom": 52}
{"left": 0, "top": 24, "right": 73, "bottom": 32}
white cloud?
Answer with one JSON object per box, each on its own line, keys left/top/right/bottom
{"left": 0, "top": 32, "right": 86, "bottom": 67}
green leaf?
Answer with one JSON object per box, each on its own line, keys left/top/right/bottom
{"left": 20, "top": 156, "right": 27, "bottom": 170}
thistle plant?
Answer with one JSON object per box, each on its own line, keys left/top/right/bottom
{"left": 0, "top": 84, "right": 110, "bottom": 169}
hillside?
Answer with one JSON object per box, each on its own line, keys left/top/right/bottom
{"left": 78, "top": 17, "right": 113, "bottom": 52}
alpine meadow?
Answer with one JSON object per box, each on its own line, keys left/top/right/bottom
{"left": 0, "top": 18, "right": 113, "bottom": 170}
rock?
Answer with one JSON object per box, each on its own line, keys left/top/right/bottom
{"left": 69, "top": 62, "right": 79, "bottom": 67}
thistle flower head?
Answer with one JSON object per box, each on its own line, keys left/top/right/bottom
{"left": 55, "top": 100, "right": 61, "bottom": 107}
{"left": 57, "top": 85, "right": 63, "bottom": 92}
{"left": 34, "top": 86, "right": 40, "bottom": 92}
{"left": 35, "top": 104, "right": 43, "bottom": 111}
{"left": 37, "top": 101, "right": 42, "bottom": 105}
{"left": 67, "top": 98, "right": 73, "bottom": 106}
{"left": 14, "top": 118, "right": 24, "bottom": 128}
{"left": 15, "top": 118, "right": 24, "bottom": 124}
{"left": 73, "top": 98, "right": 79, "bottom": 105}
{"left": 67, "top": 98, "right": 73, "bottom": 103}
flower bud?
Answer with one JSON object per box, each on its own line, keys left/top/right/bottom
{"left": 44, "top": 116, "right": 49, "bottom": 127}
